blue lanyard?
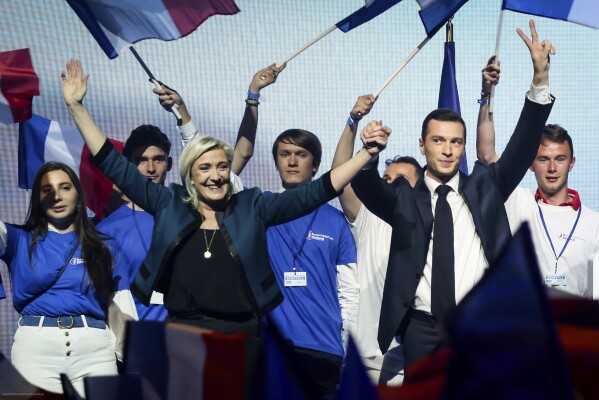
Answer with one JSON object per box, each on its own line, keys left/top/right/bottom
{"left": 537, "top": 202, "right": 581, "bottom": 274}
{"left": 291, "top": 209, "right": 320, "bottom": 274}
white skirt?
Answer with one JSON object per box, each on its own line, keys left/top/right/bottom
{"left": 11, "top": 316, "right": 118, "bottom": 397}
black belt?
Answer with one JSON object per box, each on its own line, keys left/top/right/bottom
{"left": 410, "top": 308, "right": 437, "bottom": 325}
{"left": 169, "top": 309, "right": 255, "bottom": 323}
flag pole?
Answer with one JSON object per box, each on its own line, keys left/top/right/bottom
{"left": 129, "top": 46, "right": 182, "bottom": 120}
{"left": 278, "top": 25, "right": 337, "bottom": 67}
{"left": 373, "top": 36, "right": 431, "bottom": 98}
{"left": 489, "top": 9, "right": 504, "bottom": 114}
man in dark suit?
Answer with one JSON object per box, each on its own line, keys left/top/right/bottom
{"left": 351, "top": 20, "right": 556, "bottom": 369}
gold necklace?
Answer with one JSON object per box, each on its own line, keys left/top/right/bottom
{"left": 200, "top": 214, "right": 217, "bottom": 259}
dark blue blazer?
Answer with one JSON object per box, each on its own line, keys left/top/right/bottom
{"left": 91, "top": 141, "right": 339, "bottom": 317}
{"left": 352, "top": 97, "right": 554, "bottom": 353}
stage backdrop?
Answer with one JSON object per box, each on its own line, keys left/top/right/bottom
{"left": 1, "top": 0, "right": 598, "bottom": 359}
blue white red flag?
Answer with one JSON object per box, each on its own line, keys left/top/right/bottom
{"left": 0, "top": 48, "right": 39, "bottom": 126}
{"left": 438, "top": 40, "right": 467, "bottom": 174}
{"left": 417, "top": 0, "right": 469, "bottom": 37}
{"left": 18, "top": 114, "right": 124, "bottom": 219}
{"left": 337, "top": 334, "right": 380, "bottom": 400}
{"left": 66, "top": 0, "right": 240, "bottom": 59}
{"left": 336, "top": 0, "right": 404, "bottom": 32}
{"left": 443, "top": 224, "right": 574, "bottom": 399}
{"left": 502, "top": 0, "right": 599, "bottom": 29}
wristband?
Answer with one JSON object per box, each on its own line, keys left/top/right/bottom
{"left": 478, "top": 98, "right": 489, "bottom": 105}
{"left": 348, "top": 116, "right": 357, "bottom": 127}
{"left": 480, "top": 90, "right": 491, "bottom": 98}
{"left": 247, "top": 91, "right": 260, "bottom": 100}
{"left": 245, "top": 98, "right": 260, "bottom": 107}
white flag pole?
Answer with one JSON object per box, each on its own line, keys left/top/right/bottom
{"left": 278, "top": 25, "right": 337, "bottom": 67}
{"left": 489, "top": 9, "right": 504, "bottom": 114}
{"left": 373, "top": 36, "right": 431, "bottom": 98}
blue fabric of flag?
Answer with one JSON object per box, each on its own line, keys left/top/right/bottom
{"left": 418, "top": 0, "right": 469, "bottom": 38}
{"left": 502, "top": 0, "right": 599, "bottom": 29}
{"left": 443, "top": 223, "right": 574, "bottom": 400}
{"left": 66, "top": 0, "right": 119, "bottom": 59}
{"left": 18, "top": 113, "right": 50, "bottom": 190}
{"left": 337, "top": 334, "right": 379, "bottom": 400}
{"left": 336, "top": 0, "right": 403, "bottom": 32}
{"left": 438, "top": 41, "right": 467, "bottom": 174}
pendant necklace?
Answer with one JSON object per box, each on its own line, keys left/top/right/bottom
{"left": 201, "top": 214, "right": 217, "bottom": 259}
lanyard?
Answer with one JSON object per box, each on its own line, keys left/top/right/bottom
{"left": 291, "top": 209, "right": 319, "bottom": 274}
{"left": 537, "top": 203, "right": 581, "bottom": 274}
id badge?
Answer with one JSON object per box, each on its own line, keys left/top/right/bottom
{"left": 284, "top": 271, "right": 307, "bottom": 287}
{"left": 545, "top": 274, "right": 567, "bottom": 287}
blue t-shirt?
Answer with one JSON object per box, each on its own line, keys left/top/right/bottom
{"left": 96, "top": 204, "right": 167, "bottom": 321}
{"left": 266, "top": 204, "right": 357, "bottom": 357}
{"left": 2, "top": 225, "right": 129, "bottom": 320}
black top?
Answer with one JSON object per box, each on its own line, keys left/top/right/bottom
{"left": 164, "top": 228, "right": 253, "bottom": 316}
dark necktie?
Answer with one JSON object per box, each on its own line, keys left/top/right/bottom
{"left": 431, "top": 184, "right": 455, "bottom": 320}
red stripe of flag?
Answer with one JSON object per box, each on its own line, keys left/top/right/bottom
{"left": 163, "top": 0, "right": 240, "bottom": 37}
{"left": 201, "top": 330, "right": 245, "bottom": 400}
{"left": 0, "top": 48, "right": 40, "bottom": 124}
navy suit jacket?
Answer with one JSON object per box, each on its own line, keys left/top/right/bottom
{"left": 352, "top": 97, "right": 554, "bottom": 353}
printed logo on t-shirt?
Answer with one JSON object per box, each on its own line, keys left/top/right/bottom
{"left": 306, "top": 230, "right": 334, "bottom": 242}
{"left": 70, "top": 258, "right": 85, "bottom": 265}
{"left": 557, "top": 232, "right": 586, "bottom": 243}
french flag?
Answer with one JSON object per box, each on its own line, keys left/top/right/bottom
{"left": 66, "top": 0, "right": 240, "bottom": 59}
{"left": 336, "top": 0, "right": 404, "bottom": 33}
{"left": 0, "top": 48, "right": 39, "bottom": 126}
{"left": 18, "top": 114, "right": 123, "bottom": 219}
{"left": 503, "top": 0, "right": 599, "bottom": 29}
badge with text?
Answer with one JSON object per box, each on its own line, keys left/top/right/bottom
{"left": 545, "top": 274, "right": 567, "bottom": 287}
{"left": 284, "top": 271, "right": 307, "bottom": 287}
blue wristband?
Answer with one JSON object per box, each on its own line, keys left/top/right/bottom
{"left": 478, "top": 98, "right": 489, "bottom": 105}
{"left": 348, "top": 116, "right": 356, "bottom": 127}
{"left": 247, "top": 91, "right": 260, "bottom": 100}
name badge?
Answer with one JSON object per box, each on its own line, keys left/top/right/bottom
{"left": 545, "top": 274, "right": 567, "bottom": 287}
{"left": 284, "top": 272, "right": 307, "bottom": 287}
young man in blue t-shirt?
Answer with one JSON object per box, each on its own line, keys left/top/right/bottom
{"left": 267, "top": 129, "right": 358, "bottom": 400}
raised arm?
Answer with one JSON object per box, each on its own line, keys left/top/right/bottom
{"left": 494, "top": 20, "right": 555, "bottom": 198}
{"left": 476, "top": 56, "right": 500, "bottom": 164}
{"left": 61, "top": 59, "right": 105, "bottom": 155}
{"left": 233, "top": 63, "right": 286, "bottom": 175}
{"left": 331, "top": 95, "right": 376, "bottom": 222}
{"left": 330, "top": 120, "right": 390, "bottom": 193}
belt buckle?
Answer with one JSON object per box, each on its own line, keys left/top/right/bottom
{"left": 57, "top": 316, "right": 74, "bottom": 329}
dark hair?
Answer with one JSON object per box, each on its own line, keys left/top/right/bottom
{"left": 23, "top": 162, "right": 113, "bottom": 297}
{"left": 385, "top": 155, "right": 423, "bottom": 180}
{"left": 421, "top": 108, "right": 466, "bottom": 142}
{"left": 543, "top": 124, "right": 573, "bottom": 158}
{"left": 122, "top": 125, "right": 172, "bottom": 161}
{"left": 272, "top": 129, "right": 322, "bottom": 174}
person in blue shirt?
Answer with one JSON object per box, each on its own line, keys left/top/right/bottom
{"left": 266, "top": 129, "right": 359, "bottom": 400}
{"left": 0, "top": 162, "right": 137, "bottom": 396}
{"left": 96, "top": 125, "right": 173, "bottom": 322}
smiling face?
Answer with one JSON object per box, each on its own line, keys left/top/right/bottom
{"left": 40, "top": 169, "right": 79, "bottom": 230}
{"left": 130, "top": 145, "right": 172, "bottom": 184}
{"left": 419, "top": 119, "right": 465, "bottom": 183}
{"left": 190, "top": 148, "right": 231, "bottom": 210}
{"left": 530, "top": 139, "right": 575, "bottom": 203}
{"left": 275, "top": 142, "right": 319, "bottom": 189}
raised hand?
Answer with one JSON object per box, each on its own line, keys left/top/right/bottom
{"left": 61, "top": 59, "right": 89, "bottom": 107}
{"left": 517, "top": 19, "right": 555, "bottom": 87}
{"left": 249, "top": 63, "right": 286, "bottom": 94}
{"left": 153, "top": 83, "right": 185, "bottom": 112}
{"left": 481, "top": 55, "right": 500, "bottom": 94}
{"left": 360, "top": 120, "right": 391, "bottom": 155}
{"left": 351, "top": 94, "right": 377, "bottom": 121}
